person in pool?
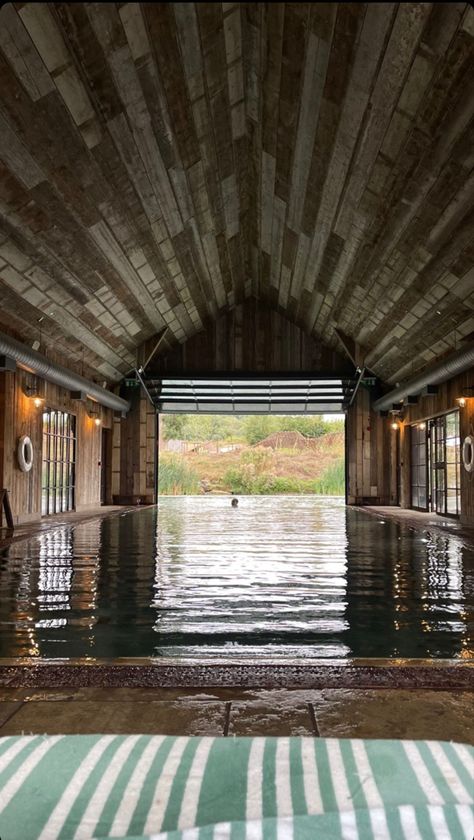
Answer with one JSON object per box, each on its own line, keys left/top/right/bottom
{"left": 231, "top": 497, "right": 239, "bottom": 507}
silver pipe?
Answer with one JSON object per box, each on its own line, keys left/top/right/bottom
{"left": 135, "top": 367, "right": 156, "bottom": 408}
{"left": 348, "top": 366, "right": 365, "bottom": 408}
{"left": 0, "top": 329, "right": 130, "bottom": 413}
{"left": 373, "top": 341, "right": 474, "bottom": 411}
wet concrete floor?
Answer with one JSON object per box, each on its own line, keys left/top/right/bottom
{"left": 0, "top": 686, "right": 472, "bottom": 742}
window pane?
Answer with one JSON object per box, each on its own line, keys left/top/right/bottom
{"left": 447, "top": 489, "right": 458, "bottom": 515}
{"left": 446, "top": 462, "right": 457, "bottom": 486}
{"left": 446, "top": 412, "right": 456, "bottom": 436}
{"left": 41, "top": 488, "right": 48, "bottom": 516}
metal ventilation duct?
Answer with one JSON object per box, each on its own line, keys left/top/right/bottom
{"left": 373, "top": 341, "right": 474, "bottom": 412}
{"left": 0, "top": 329, "right": 130, "bottom": 413}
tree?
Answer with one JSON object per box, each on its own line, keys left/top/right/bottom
{"left": 161, "top": 414, "right": 188, "bottom": 440}
{"left": 244, "top": 415, "right": 273, "bottom": 445}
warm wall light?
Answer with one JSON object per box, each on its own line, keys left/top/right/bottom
{"left": 418, "top": 422, "right": 426, "bottom": 430}
{"left": 23, "top": 374, "right": 44, "bottom": 405}
{"left": 457, "top": 397, "right": 466, "bottom": 407}
{"left": 87, "top": 399, "right": 101, "bottom": 425}
{"left": 391, "top": 421, "right": 399, "bottom": 430}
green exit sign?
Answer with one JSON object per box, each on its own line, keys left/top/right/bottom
{"left": 125, "top": 378, "right": 140, "bottom": 387}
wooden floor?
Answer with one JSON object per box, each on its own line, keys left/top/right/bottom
{"left": 0, "top": 504, "right": 150, "bottom": 549}
{"left": 357, "top": 505, "right": 474, "bottom": 546}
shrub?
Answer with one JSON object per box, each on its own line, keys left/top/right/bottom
{"left": 158, "top": 454, "right": 200, "bottom": 495}
{"left": 314, "top": 459, "right": 345, "bottom": 495}
{"left": 222, "top": 459, "right": 345, "bottom": 495}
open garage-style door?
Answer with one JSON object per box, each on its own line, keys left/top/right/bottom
{"left": 143, "top": 374, "right": 358, "bottom": 414}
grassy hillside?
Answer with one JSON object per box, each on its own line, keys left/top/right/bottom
{"left": 159, "top": 429, "right": 345, "bottom": 495}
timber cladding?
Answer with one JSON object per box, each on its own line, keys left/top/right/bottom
{"left": 0, "top": 370, "right": 112, "bottom": 525}
{"left": 112, "top": 388, "right": 156, "bottom": 505}
{"left": 143, "top": 298, "right": 353, "bottom": 374}
{"left": 0, "top": 3, "right": 472, "bottom": 388}
{"left": 346, "top": 387, "right": 398, "bottom": 507}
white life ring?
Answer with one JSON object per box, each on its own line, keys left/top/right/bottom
{"left": 462, "top": 435, "right": 474, "bottom": 473}
{"left": 17, "top": 435, "right": 33, "bottom": 472}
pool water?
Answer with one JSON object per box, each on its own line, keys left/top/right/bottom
{"left": 0, "top": 497, "right": 472, "bottom": 660}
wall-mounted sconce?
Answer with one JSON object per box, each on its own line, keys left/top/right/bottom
{"left": 418, "top": 422, "right": 426, "bottom": 430}
{"left": 456, "top": 397, "right": 467, "bottom": 408}
{"left": 87, "top": 400, "right": 102, "bottom": 426}
{"left": 23, "top": 374, "right": 44, "bottom": 407}
{"left": 389, "top": 406, "right": 403, "bottom": 429}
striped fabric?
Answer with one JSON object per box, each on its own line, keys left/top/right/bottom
{"left": 0, "top": 736, "right": 472, "bottom": 840}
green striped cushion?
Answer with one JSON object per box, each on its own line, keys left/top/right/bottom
{"left": 0, "top": 736, "right": 472, "bottom": 840}
{"left": 108, "top": 808, "right": 474, "bottom": 840}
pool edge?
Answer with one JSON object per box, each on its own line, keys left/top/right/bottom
{"left": 0, "top": 658, "right": 472, "bottom": 690}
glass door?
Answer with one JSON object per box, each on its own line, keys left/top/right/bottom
{"left": 428, "top": 411, "right": 461, "bottom": 517}
{"left": 410, "top": 423, "right": 428, "bottom": 510}
{"left": 41, "top": 409, "right": 76, "bottom": 515}
{"left": 445, "top": 411, "right": 461, "bottom": 516}
{"left": 430, "top": 417, "right": 445, "bottom": 515}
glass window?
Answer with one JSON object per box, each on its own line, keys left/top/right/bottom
{"left": 41, "top": 409, "right": 76, "bottom": 516}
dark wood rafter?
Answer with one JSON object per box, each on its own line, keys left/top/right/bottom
{"left": 0, "top": 3, "right": 472, "bottom": 387}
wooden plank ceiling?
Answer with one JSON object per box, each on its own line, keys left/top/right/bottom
{"left": 0, "top": 2, "right": 473, "bottom": 384}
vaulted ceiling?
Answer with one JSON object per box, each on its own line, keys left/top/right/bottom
{"left": 0, "top": 2, "right": 473, "bottom": 384}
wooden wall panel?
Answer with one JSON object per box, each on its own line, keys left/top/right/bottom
{"left": 114, "top": 389, "right": 156, "bottom": 505}
{"left": 346, "top": 386, "right": 397, "bottom": 506}
{"left": 145, "top": 298, "right": 353, "bottom": 375}
{"left": 0, "top": 368, "right": 113, "bottom": 524}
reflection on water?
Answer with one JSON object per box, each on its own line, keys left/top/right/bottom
{"left": 0, "top": 497, "right": 472, "bottom": 659}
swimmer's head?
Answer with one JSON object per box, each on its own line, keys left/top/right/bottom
{"left": 231, "top": 498, "right": 239, "bottom": 507}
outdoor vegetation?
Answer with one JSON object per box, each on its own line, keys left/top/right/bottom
{"left": 159, "top": 414, "right": 345, "bottom": 496}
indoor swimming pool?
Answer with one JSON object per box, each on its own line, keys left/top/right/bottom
{"left": 0, "top": 497, "right": 472, "bottom": 660}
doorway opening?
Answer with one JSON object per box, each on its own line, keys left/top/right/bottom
{"left": 150, "top": 375, "right": 354, "bottom": 498}
{"left": 158, "top": 412, "right": 345, "bottom": 496}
